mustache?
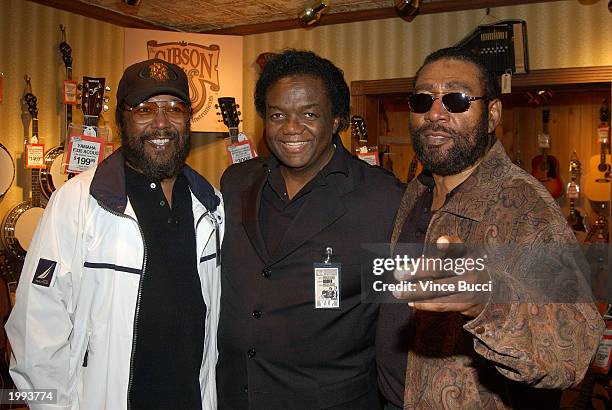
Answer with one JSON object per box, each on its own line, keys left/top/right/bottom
{"left": 141, "top": 129, "right": 179, "bottom": 140}
{"left": 413, "top": 123, "right": 461, "bottom": 139}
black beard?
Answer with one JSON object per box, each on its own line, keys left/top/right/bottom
{"left": 121, "top": 124, "right": 191, "bottom": 180}
{"left": 411, "top": 112, "right": 490, "bottom": 176}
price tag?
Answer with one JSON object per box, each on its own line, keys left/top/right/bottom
{"left": 598, "top": 126, "right": 610, "bottom": 145}
{"left": 63, "top": 80, "right": 78, "bottom": 105}
{"left": 501, "top": 71, "right": 512, "bottom": 94}
{"left": 537, "top": 133, "right": 550, "bottom": 149}
{"left": 566, "top": 181, "right": 579, "bottom": 200}
{"left": 357, "top": 146, "right": 380, "bottom": 166}
{"left": 25, "top": 143, "right": 45, "bottom": 169}
{"left": 226, "top": 133, "right": 256, "bottom": 164}
{"left": 64, "top": 135, "right": 105, "bottom": 174}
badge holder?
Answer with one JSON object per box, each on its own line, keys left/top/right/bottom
{"left": 314, "top": 247, "right": 341, "bottom": 309}
{"left": 62, "top": 124, "right": 110, "bottom": 175}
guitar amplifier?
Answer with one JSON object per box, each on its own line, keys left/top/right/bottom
{"left": 455, "top": 20, "right": 529, "bottom": 76}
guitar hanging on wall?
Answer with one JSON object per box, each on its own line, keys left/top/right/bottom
{"left": 531, "top": 109, "right": 563, "bottom": 199}
{"left": 566, "top": 152, "right": 588, "bottom": 242}
{"left": 351, "top": 115, "right": 380, "bottom": 167}
{"left": 216, "top": 97, "right": 256, "bottom": 164}
{"left": 1, "top": 77, "right": 46, "bottom": 262}
{"left": 40, "top": 25, "right": 76, "bottom": 199}
{"left": 584, "top": 100, "right": 611, "bottom": 203}
{"left": 64, "top": 76, "right": 110, "bottom": 177}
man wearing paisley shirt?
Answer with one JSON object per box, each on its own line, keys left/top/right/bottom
{"left": 376, "top": 47, "right": 605, "bottom": 409}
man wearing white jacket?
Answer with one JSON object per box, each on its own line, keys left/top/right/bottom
{"left": 6, "top": 59, "right": 224, "bottom": 410}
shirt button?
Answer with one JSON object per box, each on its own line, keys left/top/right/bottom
{"left": 261, "top": 268, "right": 271, "bottom": 278}
{"left": 252, "top": 310, "right": 262, "bottom": 319}
{"left": 475, "top": 326, "right": 485, "bottom": 334}
{"left": 160, "top": 200, "right": 166, "bottom": 206}
{"left": 150, "top": 182, "right": 156, "bottom": 189}
{"left": 243, "top": 385, "right": 248, "bottom": 393}
{"left": 247, "top": 348, "right": 256, "bottom": 358}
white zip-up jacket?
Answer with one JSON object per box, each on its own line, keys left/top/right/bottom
{"left": 6, "top": 149, "right": 224, "bottom": 410}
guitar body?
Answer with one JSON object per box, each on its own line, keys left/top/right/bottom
{"left": 584, "top": 153, "right": 612, "bottom": 202}
{"left": 40, "top": 145, "right": 68, "bottom": 199}
{"left": 531, "top": 154, "right": 564, "bottom": 198}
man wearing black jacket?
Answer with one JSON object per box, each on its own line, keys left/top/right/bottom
{"left": 217, "top": 50, "right": 403, "bottom": 409}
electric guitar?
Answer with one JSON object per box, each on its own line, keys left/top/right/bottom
{"left": 531, "top": 109, "right": 563, "bottom": 199}
{"left": 566, "top": 152, "right": 588, "bottom": 242}
{"left": 584, "top": 100, "right": 611, "bottom": 203}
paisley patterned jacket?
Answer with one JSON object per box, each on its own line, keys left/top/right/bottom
{"left": 390, "top": 140, "right": 605, "bottom": 409}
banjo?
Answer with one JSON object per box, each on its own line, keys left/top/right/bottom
{"left": 1, "top": 77, "right": 46, "bottom": 261}
{"left": 0, "top": 143, "right": 15, "bottom": 199}
{"left": 40, "top": 25, "right": 73, "bottom": 199}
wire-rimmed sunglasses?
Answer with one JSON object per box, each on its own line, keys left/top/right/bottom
{"left": 124, "top": 100, "right": 191, "bottom": 124}
{"left": 408, "top": 92, "right": 488, "bottom": 114}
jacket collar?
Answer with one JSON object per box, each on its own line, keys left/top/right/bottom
{"left": 90, "top": 148, "right": 220, "bottom": 214}
{"left": 391, "top": 140, "right": 512, "bottom": 249}
{"left": 242, "top": 134, "right": 353, "bottom": 264}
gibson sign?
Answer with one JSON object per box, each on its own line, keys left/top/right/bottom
{"left": 124, "top": 29, "right": 243, "bottom": 132}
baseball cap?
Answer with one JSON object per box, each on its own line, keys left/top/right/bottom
{"left": 117, "top": 58, "right": 190, "bottom": 108}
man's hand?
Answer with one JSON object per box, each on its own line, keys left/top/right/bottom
{"left": 393, "top": 236, "right": 490, "bottom": 318}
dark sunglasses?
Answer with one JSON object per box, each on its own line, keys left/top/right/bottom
{"left": 408, "top": 93, "right": 488, "bottom": 114}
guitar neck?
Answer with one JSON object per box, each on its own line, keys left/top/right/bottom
{"left": 31, "top": 118, "right": 41, "bottom": 207}
{"left": 229, "top": 127, "right": 239, "bottom": 144}
{"left": 65, "top": 66, "right": 73, "bottom": 144}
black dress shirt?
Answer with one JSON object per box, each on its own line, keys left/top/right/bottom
{"left": 125, "top": 166, "right": 206, "bottom": 410}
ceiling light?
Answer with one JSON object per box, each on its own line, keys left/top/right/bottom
{"left": 298, "top": 0, "right": 331, "bottom": 26}
{"left": 395, "top": 0, "right": 421, "bottom": 21}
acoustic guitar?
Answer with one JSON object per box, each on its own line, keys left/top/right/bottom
{"left": 531, "top": 109, "right": 564, "bottom": 199}
{"left": 584, "top": 100, "right": 611, "bottom": 203}
{"left": 1, "top": 77, "right": 46, "bottom": 262}
{"left": 216, "top": 97, "right": 241, "bottom": 144}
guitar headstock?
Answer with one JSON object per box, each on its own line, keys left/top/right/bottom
{"left": 351, "top": 115, "right": 368, "bottom": 143}
{"left": 216, "top": 97, "right": 241, "bottom": 142}
{"left": 216, "top": 97, "right": 240, "bottom": 129}
{"left": 81, "top": 77, "right": 110, "bottom": 125}
{"left": 59, "top": 25, "right": 72, "bottom": 70}
{"left": 23, "top": 76, "right": 38, "bottom": 120}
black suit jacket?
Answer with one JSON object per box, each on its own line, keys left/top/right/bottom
{"left": 217, "top": 139, "right": 404, "bottom": 409}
